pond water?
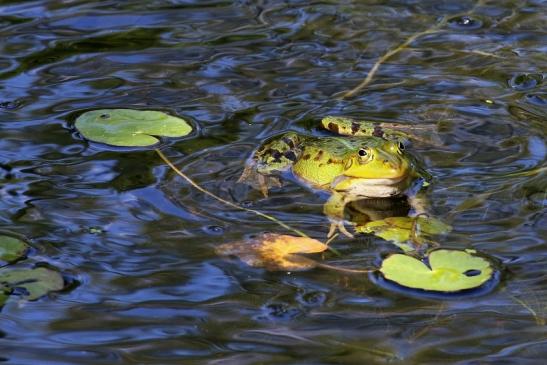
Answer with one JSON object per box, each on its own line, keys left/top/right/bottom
{"left": 1, "top": 0, "right": 546, "bottom": 363}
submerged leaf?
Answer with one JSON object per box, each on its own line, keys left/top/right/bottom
{"left": 0, "top": 235, "right": 29, "bottom": 265}
{"left": 216, "top": 233, "right": 328, "bottom": 271}
{"left": 357, "top": 216, "right": 451, "bottom": 251}
{"left": 75, "top": 109, "right": 192, "bottom": 147}
{"left": 0, "top": 267, "right": 64, "bottom": 301}
{"left": 380, "top": 249, "right": 494, "bottom": 292}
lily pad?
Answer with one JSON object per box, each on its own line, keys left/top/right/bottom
{"left": 75, "top": 109, "right": 192, "bottom": 147}
{"left": 379, "top": 249, "right": 494, "bottom": 292}
{"left": 0, "top": 267, "right": 64, "bottom": 301}
{"left": 357, "top": 216, "right": 451, "bottom": 252}
{"left": 0, "top": 235, "right": 29, "bottom": 265}
{"left": 0, "top": 284, "right": 11, "bottom": 307}
{"left": 216, "top": 233, "right": 328, "bottom": 271}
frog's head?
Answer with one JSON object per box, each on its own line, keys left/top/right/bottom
{"left": 332, "top": 140, "right": 416, "bottom": 196}
{"left": 343, "top": 140, "right": 411, "bottom": 180}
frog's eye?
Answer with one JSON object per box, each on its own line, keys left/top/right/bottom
{"left": 358, "top": 148, "right": 368, "bottom": 157}
{"left": 398, "top": 142, "right": 405, "bottom": 151}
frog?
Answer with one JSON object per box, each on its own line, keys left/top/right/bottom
{"left": 320, "top": 116, "right": 438, "bottom": 146}
{"left": 238, "top": 116, "right": 432, "bottom": 239}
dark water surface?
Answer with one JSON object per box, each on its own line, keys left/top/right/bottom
{"left": 1, "top": 0, "right": 546, "bottom": 364}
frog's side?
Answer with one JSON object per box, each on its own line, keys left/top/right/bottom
{"left": 239, "top": 123, "right": 430, "bottom": 238}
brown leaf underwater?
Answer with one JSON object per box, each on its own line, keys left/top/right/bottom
{"left": 216, "top": 233, "right": 328, "bottom": 271}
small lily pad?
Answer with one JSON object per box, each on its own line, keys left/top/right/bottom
{"left": 0, "top": 267, "right": 64, "bottom": 301}
{"left": 75, "top": 109, "right": 192, "bottom": 147}
{"left": 379, "top": 249, "right": 494, "bottom": 292}
{"left": 0, "top": 235, "right": 29, "bottom": 265}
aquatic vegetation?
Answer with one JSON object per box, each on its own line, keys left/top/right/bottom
{"left": 0, "top": 267, "right": 64, "bottom": 306}
{"left": 356, "top": 216, "right": 452, "bottom": 252}
{"left": 216, "top": 233, "right": 328, "bottom": 271}
{"left": 75, "top": 109, "right": 192, "bottom": 147}
{"left": 380, "top": 249, "right": 494, "bottom": 292}
{"left": 0, "top": 234, "right": 64, "bottom": 307}
{"left": 0, "top": 235, "right": 29, "bottom": 265}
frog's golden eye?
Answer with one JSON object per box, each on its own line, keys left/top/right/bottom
{"left": 358, "top": 148, "right": 368, "bottom": 157}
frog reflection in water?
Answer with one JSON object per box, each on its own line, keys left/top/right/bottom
{"left": 239, "top": 116, "right": 432, "bottom": 239}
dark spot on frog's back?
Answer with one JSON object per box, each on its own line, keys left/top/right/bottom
{"left": 272, "top": 150, "right": 283, "bottom": 162}
{"left": 303, "top": 154, "right": 311, "bottom": 160}
{"left": 282, "top": 136, "right": 295, "bottom": 149}
{"left": 314, "top": 150, "right": 324, "bottom": 161}
{"left": 327, "top": 122, "right": 339, "bottom": 134}
{"left": 284, "top": 151, "right": 297, "bottom": 162}
{"left": 373, "top": 125, "right": 384, "bottom": 138}
{"left": 351, "top": 122, "right": 360, "bottom": 135}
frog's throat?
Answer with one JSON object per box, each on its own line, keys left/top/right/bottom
{"left": 330, "top": 175, "right": 408, "bottom": 198}
{"left": 331, "top": 175, "right": 408, "bottom": 189}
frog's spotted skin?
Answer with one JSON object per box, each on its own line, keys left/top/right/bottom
{"left": 240, "top": 118, "right": 431, "bottom": 238}
{"left": 321, "top": 116, "right": 411, "bottom": 142}
{"left": 253, "top": 132, "right": 302, "bottom": 175}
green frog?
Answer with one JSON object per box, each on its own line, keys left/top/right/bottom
{"left": 239, "top": 116, "right": 432, "bottom": 238}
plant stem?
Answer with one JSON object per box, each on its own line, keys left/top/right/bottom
{"left": 340, "top": 0, "right": 487, "bottom": 99}
{"left": 317, "top": 262, "right": 375, "bottom": 274}
{"left": 155, "top": 148, "right": 309, "bottom": 238}
{"left": 339, "top": 22, "right": 445, "bottom": 99}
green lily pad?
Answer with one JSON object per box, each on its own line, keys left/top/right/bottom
{"left": 75, "top": 109, "right": 192, "bottom": 147}
{"left": 0, "top": 284, "right": 11, "bottom": 307}
{"left": 0, "top": 267, "right": 64, "bottom": 301}
{"left": 0, "top": 235, "right": 29, "bottom": 265}
{"left": 357, "top": 216, "right": 451, "bottom": 251}
{"left": 380, "top": 249, "right": 494, "bottom": 292}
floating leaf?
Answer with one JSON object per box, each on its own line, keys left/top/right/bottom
{"left": 380, "top": 249, "right": 494, "bottom": 292}
{"left": 0, "top": 284, "right": 11, "bottom": 307}
{"left": 357, "top": 216, "right": 451, "bottom": 251}
{"left": 0, "top": 235, "right": 29, "bottom": 265}
{"left": 75, "top": 109, "right": 192, "bottom": 147}
{"left": 216, "top": 233, "right": 328, "bottom": 271}
{"left": 0, "top": 267, "right": 64, "bottom": 301}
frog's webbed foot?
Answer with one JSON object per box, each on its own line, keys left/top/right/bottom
{"left": 328, "top": 219, "right": 354, "bottom": 239}
{"left": 238, "top": 163, "right": 281, "bottom": 198}
{"left": 324, "top": 192, "right": 355, "bottom": 239}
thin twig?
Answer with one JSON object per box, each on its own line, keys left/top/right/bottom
{"left": 339, "top": 0, "right": 488, "bottom": 99}
{"left": 509, "top": 294, "right": 545, "bottom": 326}
{"left": 155, "top": 148, "right": 309, "bottom": 238}
{"left": 317, "top": 262, "right": 375, "bottom": 274}
{"left": 340, "top": 22, "right": 445, "bottom": 99}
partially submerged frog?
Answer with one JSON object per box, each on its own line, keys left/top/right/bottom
{"left": 239, "top": 116, "right": 431, "bottom": 238}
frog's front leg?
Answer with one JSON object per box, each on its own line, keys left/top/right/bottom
{"left": 408, "top": 193, "right": 427, "bottom": 216}
{"left": 238, "top": 132, "right": 301, "bottom": 197}
{"left": 238, "top": 163, "right": 281, "bottom": 197}
{"left": 324, "top": 192, "right": 354, "bottom": 238}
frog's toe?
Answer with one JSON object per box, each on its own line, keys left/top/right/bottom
{"left": 328, "top": 220, "right": 354, "bottom": 239}
{"left": 257, "top": 174, "right": 269, "bottom": 197}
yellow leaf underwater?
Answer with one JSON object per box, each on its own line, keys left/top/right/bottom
{"left": 216, "top": 234, "right": 328, "bottom": 271}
